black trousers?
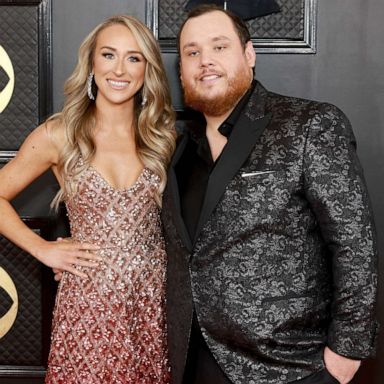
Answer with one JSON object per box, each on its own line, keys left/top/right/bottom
{"left": 296, "top": 369, "right": 339, "bottom": 384}
{"left": 183, "top": 315, "right": 339, "bottom": 384}
{"left": 182, "top": 315, "right": 231, "bottom": 384}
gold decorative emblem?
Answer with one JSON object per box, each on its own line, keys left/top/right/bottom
{"left": 0, "top": 267, "right": 18, "bottom": 338}
{"left": 0, "top": 45, "right": 15, "bottom": 113}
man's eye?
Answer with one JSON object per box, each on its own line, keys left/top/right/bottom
{"left": 188, "top": 51, "right": 199, "bottom": 57}
{"left": 214, "top": 45, "right": 226, "bottom": 51}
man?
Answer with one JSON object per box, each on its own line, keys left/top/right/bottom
{"left": 161, "top": 5, "right": 378, "bottom": 384}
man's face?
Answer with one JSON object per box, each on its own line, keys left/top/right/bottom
{"left": 179, "top": 11, "right": 256, "bottom": 117}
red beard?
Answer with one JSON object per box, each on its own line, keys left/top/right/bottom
{"left": 183, "top": 71, "right": 252, "bottom": 117}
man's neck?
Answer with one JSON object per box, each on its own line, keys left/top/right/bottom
{"left": 204, "top": 107, "right": 234, "bottom": 136}
{"left": 204, "top": 109, "right": 234, "bottom": 162}
{"left": 206, "top": 127, "right": 228, "bottom": 162}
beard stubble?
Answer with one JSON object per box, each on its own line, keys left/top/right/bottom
{"left": 183, "top": 70, "right": 252, "bottom": 117}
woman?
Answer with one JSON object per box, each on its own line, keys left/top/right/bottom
{"left": 0, "top": 15, "right": 175, "bottom": 383}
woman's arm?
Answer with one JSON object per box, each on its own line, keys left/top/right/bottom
{"left": 0, "top": 122, "right": 101, "bottom": 278}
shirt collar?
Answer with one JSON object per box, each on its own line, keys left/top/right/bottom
{"left": 191, "top": 80, "right": 256, "bottom": 166}
{"left": 217, "top": 79, "right": 256, "bottom": 138}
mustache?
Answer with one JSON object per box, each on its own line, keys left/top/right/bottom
{"left": 198, "top": 69, "right": 224, "bottom": 78}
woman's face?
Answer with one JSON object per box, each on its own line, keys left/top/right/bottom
{"left": 92, "top": 23, "right": 146, "bottom": 108}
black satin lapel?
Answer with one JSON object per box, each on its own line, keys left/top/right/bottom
{"left": 193, "top": 113, "right": 271, "bottom": 244}
{"left": 167, "top": 135, "right": 193, "bottom": 252}
{"left": 171, "top": 133, "right": 189, "bottom": 166}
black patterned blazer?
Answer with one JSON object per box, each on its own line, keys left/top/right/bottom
{"left": 161, "top": 82, "right": 378, "bottom": 384}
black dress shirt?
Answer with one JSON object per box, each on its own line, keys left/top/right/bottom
{"left": 178, "top": 81, "right": 255, "bottom": 242}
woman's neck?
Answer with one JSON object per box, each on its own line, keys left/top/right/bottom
{"left": 94, "top": 100, "right": 136, "bottom": 137}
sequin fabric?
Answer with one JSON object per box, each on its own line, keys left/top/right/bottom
{"left": 45, "top": 165, "right": 170, "bottom": 383}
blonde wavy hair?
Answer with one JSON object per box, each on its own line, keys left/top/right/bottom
{"left": 50, "top": 14, "right": 176, "bottom": 208}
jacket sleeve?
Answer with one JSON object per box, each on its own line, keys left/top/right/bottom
{"left": 303, "top": 102, "right": 379, "bottom": 359}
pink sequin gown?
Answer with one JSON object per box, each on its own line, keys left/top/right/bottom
{"left": 45, "top": 164, "right": 170, "bottom": 383}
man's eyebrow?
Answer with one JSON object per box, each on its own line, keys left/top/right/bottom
{"left": 212, "top": 36, "right": 231, "bottom": 43}
{"left": 182, "top": 36, "right": 231, "bottom": 51}
{"left": 182, "top": 42, "right": 198, "bottom": 51}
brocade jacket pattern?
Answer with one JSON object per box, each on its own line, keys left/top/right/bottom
{"left": 162, "top": 82, "right": 378, "bottom": 384}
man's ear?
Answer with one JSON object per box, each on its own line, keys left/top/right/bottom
{"left": 244, "top": 40, "right": 256, "bottom": 69}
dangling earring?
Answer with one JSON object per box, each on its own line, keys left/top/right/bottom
{"left": 141, "top": 95, "right": 147, "bottom": 107}
{"left": 87, "top": 72, "right": 95, "bottom": 100}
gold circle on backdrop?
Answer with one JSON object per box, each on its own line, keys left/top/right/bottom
{"left": 0, "top": 45, "right": 15, "bottom": 113}
{"left": 0, "top": 267, "right": 18, "bottom": 338}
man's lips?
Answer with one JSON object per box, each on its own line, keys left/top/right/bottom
{"left": 199, "top": 72, "right": 222, "bottom": 82}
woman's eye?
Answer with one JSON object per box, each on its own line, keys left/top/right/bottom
{"left": 102, "top": 53, "right": 114, "bottom": 59}
{"left": 128, "top": 56, "right": 140, "bottom": 62}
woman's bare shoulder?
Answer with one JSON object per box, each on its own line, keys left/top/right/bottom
{"left": 17, "top": 115, "right": 66, "bottom": 166}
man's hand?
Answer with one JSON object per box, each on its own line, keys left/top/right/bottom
{"left": 324, "top": 346, "right": 361, "bottom": 384}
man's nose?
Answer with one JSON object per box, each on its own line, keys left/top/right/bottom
{"left": 199, "top": 50, "right": 214, "bottom": 68}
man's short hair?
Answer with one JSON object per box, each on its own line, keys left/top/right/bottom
{"left": 177, "top": 4, "right": 252, "bottom": 54}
